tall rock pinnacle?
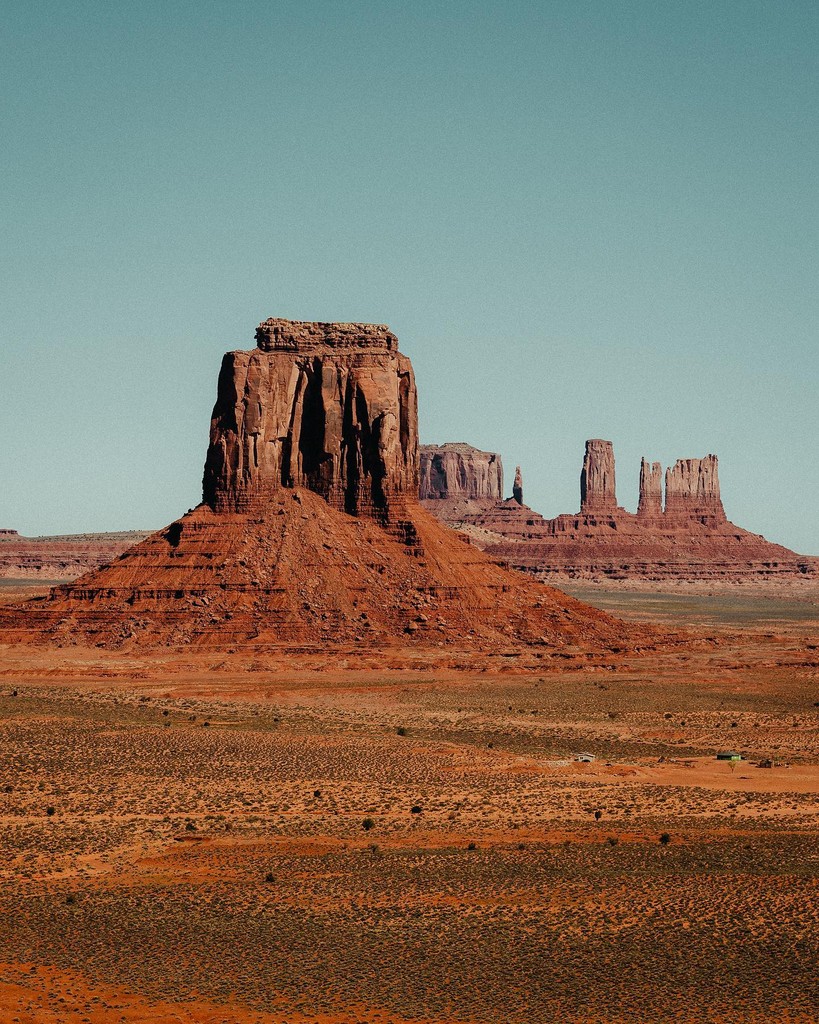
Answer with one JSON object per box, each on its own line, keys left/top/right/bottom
{"left": 580, "top": 439, "right": 617, "bottom": 513}
{"left": 664, "top": 455, "right": 726, "bottom": 523}
{"left": 203, "top": 319, "right": 418, "bottom": 520}
{"left": 512, "top": 466, "right": 523, "bottom": 505}
{"left": 637, "top": 458, "right": 663, "bottom": 518}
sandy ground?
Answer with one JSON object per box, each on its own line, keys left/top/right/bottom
{"left": 0, "top": 583, "right": 817, "bottom": 1023}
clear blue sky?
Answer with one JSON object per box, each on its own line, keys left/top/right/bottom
{"left": 2, "top": 0, "right": 817, "bottom": 553}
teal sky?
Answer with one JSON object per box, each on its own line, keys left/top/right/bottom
{"left": 2, "top": 1, "right": 817, "bottom": 554}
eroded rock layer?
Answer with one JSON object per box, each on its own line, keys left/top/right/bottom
{"left": 0, "top": 321, "right": 623, "bottom": 651}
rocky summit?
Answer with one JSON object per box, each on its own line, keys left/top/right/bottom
{"left": 0, "top": 320, "right": 624, "bottom": 651}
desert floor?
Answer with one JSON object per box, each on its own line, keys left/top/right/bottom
{"left": 0, "top": 581, "right": 817, "bottom": 1023}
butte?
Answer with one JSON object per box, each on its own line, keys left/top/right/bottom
{"left": 0, "top": 319, "right": 624, "bottom": 652}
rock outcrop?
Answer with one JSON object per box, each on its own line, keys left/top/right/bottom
{"left": 664, "top": 456, "right": 726, "bottom": 524}
{"left": 0, "top": 321, "right": 624, "bottom": 652}
{"left": 203, "top": 319, "right": 418, "bottom": 520}
{"left": 419, "top": 444, "right": 503, "bottom": 502}
{"left": 421, "top": 440, "right": 816, "bottom": 582}
{"left": 512, "top": 466, "right": 523, "bottom": 506}
{"left": 580, "top": 440, "right": 618, "bottom": 513}
{"left": 637, "top": 459, "right": 663, "bottom": 519}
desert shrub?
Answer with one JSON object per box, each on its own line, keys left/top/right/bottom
{"left": 264, "top": 872, "right": 275, "bottom": 883}
{"left": 46, "top": 806, "right": 55, "bottom": 816}
{"left": 410, "top": 805, "right": 422, "bottom": 814}
{"left": 659, "top": 832, "right": 671, "bottom": 845}
{"left": 396, "top": 726, "right": 407, "bottom": 736}
{"left": 362, "top": 817, "right": 375, "bottom": 831}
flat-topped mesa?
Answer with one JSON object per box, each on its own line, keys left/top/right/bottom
{"left": 664, "top": 455, "right": 726, "bottom": 523}
{"left": 203, "top": 319, "right": 418, "bottom": 519}
{"left": 512, "top": 466, "right": 523, "bottom": 505}
{"left": 419, "top": 443, "right": 503, "bottom": 501}
{"left": 637, "top": 458, "right": 663, "bottom": 518}
{"left": 580, "top": 439, "right": 617, "bottom": 513}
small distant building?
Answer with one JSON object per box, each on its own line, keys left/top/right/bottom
{"left": 574, "top": 752, "right": 596, "bottom": 763}
{"left": 716, "top": 751, "right": 742, "bottom": 761}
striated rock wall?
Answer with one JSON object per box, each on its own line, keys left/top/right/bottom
{"left": 419, "top": 444, "right": 503, "bottom": 501}
{"left": 580, "top": 440, "right": 617, "bottom": 513}
{"left": 637, "top": 459, "right": 663, "bottom": 518}
{"left": 203, "top": 319, "right": 418, "bottom": 520}
{"left": 664, "top": 455, "right": 726, "bottom": 523}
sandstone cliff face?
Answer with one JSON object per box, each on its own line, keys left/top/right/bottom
{"left": 664, "top": 455, "right": 726, "bottom": 523}
{"left": 512, "top": 466, "right": 523, "bottom": 505}
{"left": 419, "top": 444, "right": 503, "bottom": 501}
{"left": 580, "top": 439, "right": 617, "bottom": 513}
{"left": 637, "top": 459, "right": 663, "bottom": 518}
{"left": 203, "top": 319, "right": 418, "bottom": 520}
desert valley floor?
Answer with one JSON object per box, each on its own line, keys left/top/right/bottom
{"left": 0, "top": 580, "right": 817, "bottom": 1023}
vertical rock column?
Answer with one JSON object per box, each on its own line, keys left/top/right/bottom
{"left": 580, "top": 440, "right": 617, "bottom": 513}
{"left": 664, "top": 455, "right": 726, "bottom": 522}
{"left": 637, "top": 458, "right": 663, "bottom": 518}
{"left": 512, "top": 466, "right": 523, "bottom": 505}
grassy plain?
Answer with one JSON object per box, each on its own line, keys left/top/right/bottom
{"left": 0, "top": 582, "right": 817, "bottom": 1023}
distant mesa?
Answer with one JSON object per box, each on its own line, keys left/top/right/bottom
{"left": 419, "top": 443, "right": 504, "bottom": 503}
{"left": 0, "top": 530, "right": 151, "bottom": 580}
{"left": 421, "top": 439, "right": 816, "bottom": 582}
{"left": 0, "top": 320, "right": 622, "bottom": 651}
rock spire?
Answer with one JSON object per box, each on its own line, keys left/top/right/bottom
{"left": 580, "top": 439, "right": 617, "bottom": 513}
{"left": 512, "top": 466, "right": 523, "bottom": 505}
{"left": 637, "top": 459, "right": 663, "bottom": 518}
